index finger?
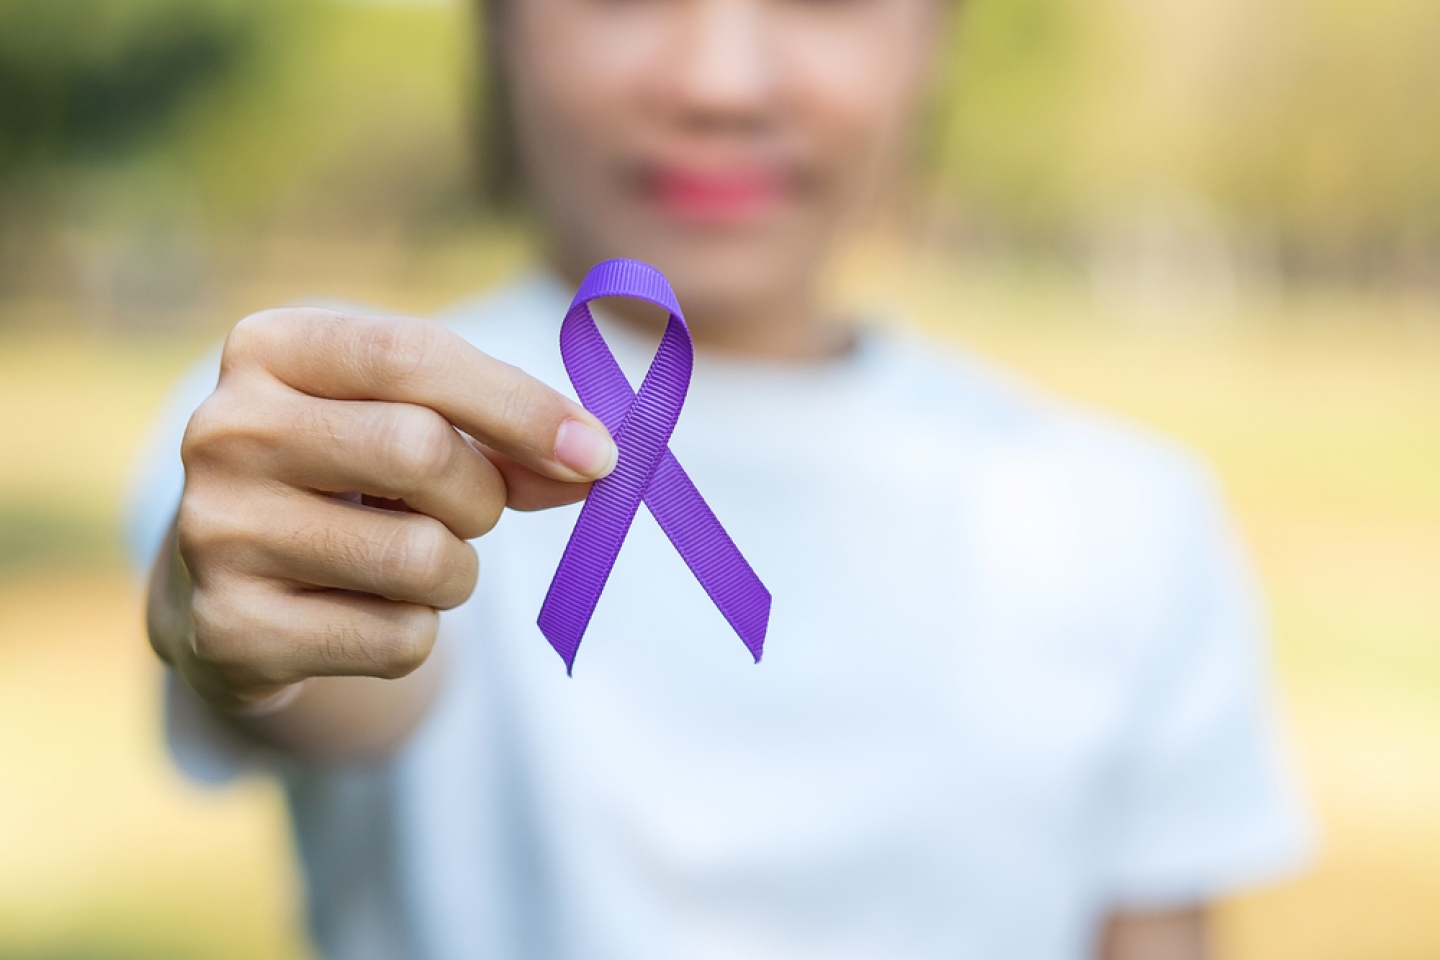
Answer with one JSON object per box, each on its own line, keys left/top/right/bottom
{"left": 224, "top": 308, "right": 618, "bottom": 483}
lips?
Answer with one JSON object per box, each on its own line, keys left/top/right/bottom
{"left": 641, "top": 165, "right": 790, "bottom": 225}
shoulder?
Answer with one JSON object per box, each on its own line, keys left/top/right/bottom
{"left": 878, "top": 328, "right": 1226, "bottom": 560}
{"left": 883, "top": 327, "right": 1212, "bottom": 484}
{"left": 885, "top": 334, "right": 1251, "bottom": 670}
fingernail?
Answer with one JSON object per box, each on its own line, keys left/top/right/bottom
{"left": 554, "top": 419, "right": 617, "bottom": 479}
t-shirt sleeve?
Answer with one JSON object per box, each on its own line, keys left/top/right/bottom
{"left": 123, "top": 346, "right": 221, "bottom": 577}
{"left": 125, "top": 346, "right": 269, "bottom": 784}
{"left": 1097, "top": 465, "right": 1316, "bottom": 908}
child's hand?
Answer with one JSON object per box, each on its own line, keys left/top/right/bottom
{"left": 149, "top": 308, "right": 617, "bottom": 713}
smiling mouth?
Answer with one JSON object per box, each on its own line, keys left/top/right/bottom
{"left": 639, "top": 165, "right": 792, "bottom": 226}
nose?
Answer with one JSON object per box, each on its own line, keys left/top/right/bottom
{"left": 667, "top": 0, "right": 777, "bottom": 131}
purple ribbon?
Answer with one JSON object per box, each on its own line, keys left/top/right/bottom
{"left": 538, "top": 259, "right": 771, "bottom": 673}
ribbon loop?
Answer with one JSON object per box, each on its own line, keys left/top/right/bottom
{"left": 537, "top": 259, "right": 771, "bottom": 672}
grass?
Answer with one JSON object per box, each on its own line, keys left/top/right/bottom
{"left": 1, "top": 255, "right": 1438, "bottom": 959}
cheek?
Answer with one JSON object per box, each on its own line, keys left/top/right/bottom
{"left": 784, "top": 17, "right": 930, "bottom": 177}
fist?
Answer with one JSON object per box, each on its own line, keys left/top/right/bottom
{"left": 155, "top": 307, "right": 616, "bottom": 710}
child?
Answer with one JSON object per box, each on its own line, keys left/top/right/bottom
{"left": 130, "top": 0, "right": 1310, "bottom": 955}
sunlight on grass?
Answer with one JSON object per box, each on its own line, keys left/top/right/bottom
{"left": 0, "top": 574, "right": 309, "bottom": 960}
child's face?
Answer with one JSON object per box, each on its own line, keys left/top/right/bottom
{"left": 498, "top": 0, "right": 941, "bottom": 320}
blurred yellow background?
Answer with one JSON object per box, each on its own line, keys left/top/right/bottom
{"left": 1, "top": 0, "right": 1438, "bottom": 957}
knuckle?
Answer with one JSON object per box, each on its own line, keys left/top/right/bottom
{"left": 297, "top": 519, "right": 366, "bottom": 576}
{"left": 447, "top": 437, "right": 505, "bottom": 540}
{"left": 436, "top": 542, "right": 480, "bottom": 610}
{"left": 173, "top": 496, "right": 209, "bottom": 559}
{"left": 189, "top": 585, "right": 301, "bottom": 690}
{"left": 314, "top": 607, "right": 436, "bottom": 680}
{"left": 291, "top": 401, "right": 346, "bottom": 456}
{"left": 376, "top": 608, "right": 439, "bottom": 679}
{"left": 175, "top": 487, "right": 262, "bottom": 571}
{"left": 382, "top": 518, "right": 452, "bottom": 595}
{"left": 187, "top": 588, "right": 249, "bottom": 673}
{"left": 356, "top": 317, "right": 439, "bottom": 388}
{"left": 186, "top": 592, "right": 224, "bottom": 663}
{"left": 179, "top": 396, "right": 229, "bottom": 467}
{"left": 174, "top": 490, "right": 229, "bottom": 563}
{"left": 222, "top": 309, "right": 287, "bottom": 368}
{"left": 380, "top": 406, "right": 453, "bottom": 494}
{"left": 314, "top": 619, "right": 371, "bottom": 671}
{"left": 230, "top": 306, "right": 361, "bottom": 391}
{"left": 469, "top": 493, "right": 505, "bottom": 540}
{"left": 181, "top": 384, "right": 287, "bottom": 473}
{"left": 491, "top": 375, "right": 544, "bottom": 435}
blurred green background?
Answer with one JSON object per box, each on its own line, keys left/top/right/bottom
{"left": 1, "top": 0, "right": 1438, "bottom": 957}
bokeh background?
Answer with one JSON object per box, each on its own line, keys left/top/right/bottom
{"left": 2, "top": 0, "right": 1438, "bottom": 956}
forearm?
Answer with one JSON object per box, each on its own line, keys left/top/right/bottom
{"left": 147, "top": 518, "right": 445, "bottom": 763}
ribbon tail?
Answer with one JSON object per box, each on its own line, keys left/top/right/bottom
{"left": 538, "top": 479, "right": 645, "bottom": 673}
{"left": 644, "top": 451, "right": 771, "bottom": 662}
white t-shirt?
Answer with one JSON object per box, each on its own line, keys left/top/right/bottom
{"left": 127, "top": 272, "right": 1311, "bottom": 960}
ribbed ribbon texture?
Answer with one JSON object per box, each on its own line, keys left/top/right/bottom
{"left": 537, "top": 258, "right": 771, "bottom": 673}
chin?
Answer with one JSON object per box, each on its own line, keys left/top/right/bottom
{"left": 618, "top": 227, "right": 822, "bottom": 323}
